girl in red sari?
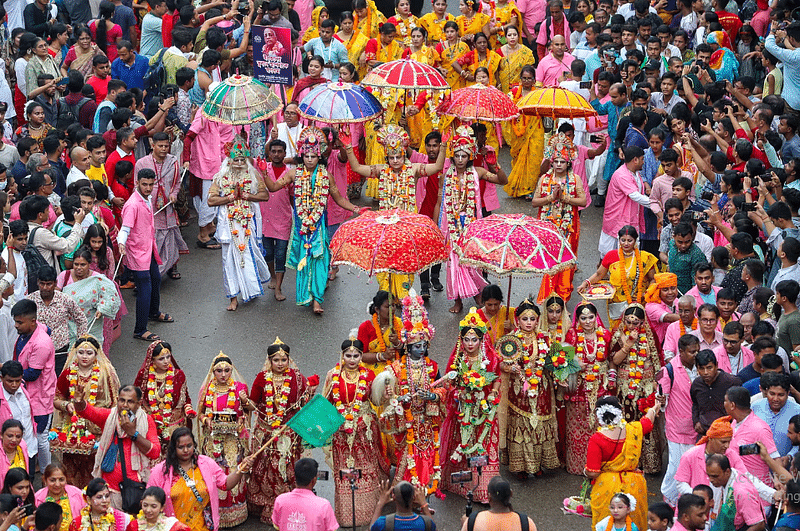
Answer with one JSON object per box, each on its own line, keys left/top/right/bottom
{"left": 324, "top": 337, "right": 389, "bottom": 527}
{"left": 133, "top": 341, "right": 195, "bottom": 460}
{"left": 291, "top": 56, "right": 329, "bottom": 105}
{"left": 440, "top": 307, "right": 501, "bottom": 503}
{"left": 247, "top": 338, "right": 317, "bottom": 524}
{"left": 564, "top": 302, "right": 611, "bottom": 475}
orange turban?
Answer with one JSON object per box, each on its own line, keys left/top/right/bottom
{"left": 645, "top": 273, "right": 678, "bottom": 304}
{"left": 697, "top": 415, "right": 733, "bottom": 446}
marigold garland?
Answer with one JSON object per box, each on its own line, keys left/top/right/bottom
{"left": 146, "top": 364, "right": 174, "bottom": 435}
{"left": 263, "top": 373, "right": 293, "bottom": 429}
{"left": 393, "top": 12, "right": 417, "bottom": 46}
{"left": 220, "top": 171, "right": 255, "bottom": 261}
{"left": 577, "top": 329, "right": 607, "bottom": 386}
{"left": 56, "top": 363, "right": 100, "bottom": 445}
{"left": 377, "top": 163, "right": 416, "bottom": 210}
{"left": 538, "top": 171, "right": 577, "bottom": 235}
{"left": 204, "top": 379, "right": 238, "bottom": 458}
{"left": 371, "top": 313, "right": 403, "bottom": 355}
{"left": 78, "top": 506, "right": 116, "bottom": 531}
{"left": 625, "top": 328, "right": 649, "bottom": 399}
{"left": 519, "top": 332, "right": 548, "bottom": 397}
{"left": 679, "top": 318, "right": 698, "bottom": 336}
{"left": 295, "top": 165, "right": 330, "bottom": 236}
{"left": 443, "top": 165, "right": 479, "bottom": 242}
{"left": 331, "top": 364, "right": 368, "bottom": 434}
{"left": 617, "top": 247, "right": 644, "bottom": 304}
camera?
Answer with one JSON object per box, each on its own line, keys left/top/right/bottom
{"left": 701, "top": 190, "right": 715, "bottom": 201}
{"left": 691, "top": 211, "right": 708, "bottom": 221}
{"left": 316, "top": 470, "right": 329, "bottom": 481}
{"left": 590, "top": 134, "right": 604, "bottom": 144}
{"left": 469, "top": 455, "right": 489, "bottom": 468}
{"left": 751, "top": 176, "right": 760, "bottom": 187}
{"left": 450, "top": 471, "right": 474, "bottom": 484}
{"left": 579, "top": 81, "right": 592, "bottom": 89}
{"left": 739, "top": 443, "right": 760, "bottom": 456}
{"left": 742, "top": 202, "right": 758, "bottom": 212}
{"left": 339, "top": 468, "right": 362, "bottom": 481}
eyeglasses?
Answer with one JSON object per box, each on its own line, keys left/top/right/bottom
{"left": 722, "top": 338, "right": 741, "bottom": 344}
{"left": 699, "top": 318, "right": 717, "bottom": 324}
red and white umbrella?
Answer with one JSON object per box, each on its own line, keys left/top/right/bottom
{"left": 436, "top": 83, "right": 519, "bottom": 122}
{"left": 361, "top": 59, "right": 449, "bottom": 91}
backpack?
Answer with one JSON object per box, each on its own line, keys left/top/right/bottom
{"left": 21, "top": 227, "right": 50, "bottom": 294}
{"left": 143, "top": 48, "right": 168, "bottom": 92}
{"left": 55, "top": 96, "right": 91, "bottom": 130}
{"left": 385, "top": 514, "right": 433, "bottom": 531}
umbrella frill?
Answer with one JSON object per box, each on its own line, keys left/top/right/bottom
{"left": 453, "top": 214, "right": 577, "bottom": 277}
{"left": 298, "top": 81, "right": 384, "bottom": 123}
{"left": 517, "top": 86, "right": 597, "bottom": 119}
{"left": 361, "top": 59, "right": 449, "bottom": 90}
{"left": 201, "top": 74, "right": 282, "bottom": 125}
{"left": 436, "top": 84, "right": 519, "bottom": 122}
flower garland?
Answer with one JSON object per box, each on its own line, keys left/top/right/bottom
{"left": 679, "top": 318, "right": 698, "bottom": 336}
{"left": 146, "top": 364, "right": 174, "bottom": 436}
{"left": 519, "top": 332, "right": 549, "bottom": 397}
{"left": 331, "top": 364, "right": 368, "bottom": 434}
{"left": 78, "top": 507, "right": 115, "bottom": 531}
{"left": 263, "top": 373, "right": 293, "bottom": 429}
{"left": 394, "top": 12, "right": 417, "bottom": 47}
{"left": 443, "top": 166, "right": 479, "bottom": 242}
{"left": 135, "top": 513, "right": 169, "bottom": 531}
{"left": 378, "top": 162, "right": 416, "bottom": 211}
{"left": 295, "top": 165, "right": 330, "bottom": 236}
{"left": 538, "top": 171, "right": 576, "bottom": 235}
{"left": 371, "top": 313, "right": 403, "bottom": 355}
{"left": 220, "top": 171, "right": 255, "bottom": 261}
{"left": 55, "top": 363, "right": 100, "bottom": 445}
{"left": 577, "top": 329, "right": 606, "bottom": 387}
{"left": 449, "top": 347, "right": 499, "bottom": 462}
{"left": 617, "top": 247, "right": 644, "bottom": 304}
{"left": 625, "top": 328, "right": 649, "bottom": 399}
{"left": 204, "top": 380, "right": 238, "bottom": 459}
{"left": 398, "top": 356, "right": 441, "bottom": 494}
{"left": 604, "top": 514, "right": 634, "bottom": 531}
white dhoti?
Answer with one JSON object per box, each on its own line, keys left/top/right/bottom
{"left": 661, "top": 439, "right": 694, "bottom": 505}
{"left": 194, "top": 179, "right": 216, "bottom": 227}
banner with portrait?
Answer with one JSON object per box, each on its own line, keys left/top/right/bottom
{"left": 252, "top": 25, "right": 292, "bottom": 85}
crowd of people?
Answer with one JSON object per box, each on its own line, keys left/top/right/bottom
{"left": 0, "top": 0, "right": 799, "bottom": 529}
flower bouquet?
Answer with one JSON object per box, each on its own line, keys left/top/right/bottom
{"left": 544, "top": 342, "right": 581, "bottom": 383}
{"left": 49, "top": 417, "right": 98, "bottom": 455}
{"left": 562, "top": 479, "right": 592, "bottom": 518}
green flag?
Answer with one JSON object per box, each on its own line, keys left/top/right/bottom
{"left": 286, "top": 394, "right": 345, "bottom": 447}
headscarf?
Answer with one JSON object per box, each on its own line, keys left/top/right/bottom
{"left": 537, "top": 294, "right": 571, "bottom": 338}
{"left": 697, "top": 415, "right": 733, "bottom": 446}
{"left": 645, "top": 272, "right": 678, "bottom": 304}
{"left": 303, "top": 7, "right": 336, "bottom": 43}
{"left": 707, "top": 31, "right": 739, "bottom": 82}
{"left": 198, "top": 352, "right": 246, "bottom": 404}
{"left": 57, "top": 336, "right": 120, "bottom": 425}
{"left": 134, "top": 340, "right": 183, "bottom": 388}
{"left": 707, "top": 30, "right": 733, "bottom": 51}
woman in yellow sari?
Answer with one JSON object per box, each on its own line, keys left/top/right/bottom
{"left": 486, "top": 0, "right": 522, "bottom": 49}
{"left": 386, "top": 0, "right": 420, "bottom": 47}
{"left": 497, "top": 26, "right": 534, "bottom": 93}
{"left": 435, "top": 21, "right": 469, "bottom": 90}
{"left": 354, "top": 0, "right": 385, "bottom": 40}
{"left": 419, "top": 0, "right": 454, "bottom": 44}
{"left": 585, "top": 396, "right": 661, "bottom": 531}
{"left": 402, "top": 27, "right": 437, "bottom": 148}
{"left": 503, "top": 65, "right": 544, "bottom": 197}
{"left": 577, "top": 225, "right": 658, "bottom": 327}
{"left": 335, "top": 12, "right": 370, "bottom": 79}
{"left": 452, "top": 32, "right": 502, "bottom": 87}
{"left": 356, "top": 290, "right": 404, "bottom": 376}
{"left": 456, "top": 0, "right": 491, "bottom": 45}
{"left": 302, "top": 7, "right": 336, "bottom": 44}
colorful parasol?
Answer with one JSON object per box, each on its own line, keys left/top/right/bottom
{"left": 436, "top": 83, "right": 519, "bottom": 122}
{"left": 361, "top": 59, "right": 449, "bottom": 90}
{"left": 329, "top": 209, "right": 449, "bottom": 275}
{"left": 297, "top": 81, "right": 384, "bottom": 124}
{"left": 516, "top": 86, "right": 597, "bottom": 119}
{"left": 201, "top": 74, "right": 282, "bottom": 125}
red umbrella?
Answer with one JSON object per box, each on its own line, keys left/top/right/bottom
{"left": 329, "top": 209, "right": 448, "bottom": 275}
{"left": 436, "top": 84, "right": 519, "bottom": 122}
{"left": 361, "top": 59, "right": 449, "bottom": 90}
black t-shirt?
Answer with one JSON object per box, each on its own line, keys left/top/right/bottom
{"left": 737, "top": 363, "right": 760, "bottom": 385}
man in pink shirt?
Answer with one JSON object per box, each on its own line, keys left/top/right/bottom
{"left": 260, "top": 140, "right": 293, "bottom": 302}
{"left": 11, "top": 299, "right": 55, "bottom": 471}
{"left": 535, "top": 35, "right": 574, "bottom": 87}
{"left": 119, "top": 169, "right": 172, "bottom": 342}
{"left": 273, "top": 458, "right": 338, "bottom": 531}
{"left": 664, "top": 295, "right": 698, "bottom": 361}
{"left": 671, "top": 494, "right": 709, "bottom": 531}
{"left": 645, "top": 272, "right": 679, "bottom": 344}
{"left": 686, "top": 264, "right": 722, "bottom": 309}
{"left": 183, "top": 112, "right": 235, "bottom": 249}
{"left": 713, "top": 322, "right": 753, "bottom": 375}
{"left": 726, "top": 386, "right": 780, "bottom": 486}
{"left": 659, "top": 333, "right": 701, "bottom": 505}
{"left": 517, "top": 0, "right": 547, "bottom": 47}
{"left": 535, "top": 0, "right": 572, "bottom": 58}
{"left": 649, "top": 148, "right": 695, "bottom": 218}
{"left": 691, "top": 304, "right": 724, "bottom": 351}
{"left": 706, "top": 454, "right": 766, "bottom": 530}
{"left": 599, "top": 146, "right": 648, "bottom": 257}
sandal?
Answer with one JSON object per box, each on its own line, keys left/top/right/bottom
{"left": 134, "top": 331, "right": 160, "bottom": 341}
{"left": 149, "top": 313, "right": 175, "bottom": 323}
{"left": 168, "top": 269, "right": 181, "bottom": 280}
{"left": 196, "top": 238, "right": 221, "bottom": 250}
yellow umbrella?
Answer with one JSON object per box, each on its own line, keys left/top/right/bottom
{"left": 517, "top": 86, "right": 597, "bottom": 119}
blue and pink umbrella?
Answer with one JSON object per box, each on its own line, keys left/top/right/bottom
{"left": 297, "top": 81, "right": 383, "bottom": 124}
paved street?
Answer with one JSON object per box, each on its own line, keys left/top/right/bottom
{"left": 107, "top": 146, "right": 666, "bottom": 530}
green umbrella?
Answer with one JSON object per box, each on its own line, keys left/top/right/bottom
{"left": 200, "top": 74, "right": 282, "bottom": 125}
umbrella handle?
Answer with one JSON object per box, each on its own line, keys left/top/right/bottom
{"left": 506, "top": 276, "right": 512, "bottom": 317}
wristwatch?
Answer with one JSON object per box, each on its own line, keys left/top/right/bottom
{"left": 130, "top": 431, "right": 140, "bottom": 441}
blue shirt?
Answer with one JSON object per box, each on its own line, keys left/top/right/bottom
{"left": 583, "top": 50, "right": 602, "bottom": 82}
{"left": 766, "top": 34, "right": 800, "bottom": 111}
{"left": 371, "top": 515, "right": 437, "bottom": 531}
{"left": 783, "top": 134, "right": 800, "bottom": 161}
{"left": 110, "top": 53, "right": 149, "bottom": 91}
{"left": 112, "top": 4, "right": 137, "bottom": 41}
{"left": 743, "top": 377, "right": 761, "bottom": 396}
{"left": 139, "top": 12, "right": 164, "bottom": 58}
{"left": 753, "top": 398, "right": 800, "bottom": 456}
{"left": 303, "top": 38, "right": 349, "bottom": 82}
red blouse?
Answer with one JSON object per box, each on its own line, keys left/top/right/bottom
{"left": 584, "top": 418, "right": 653, "bottom": 473}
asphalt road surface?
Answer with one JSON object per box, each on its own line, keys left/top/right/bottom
{"left": 106, "top": 144, "right": 667, "bottom": 530}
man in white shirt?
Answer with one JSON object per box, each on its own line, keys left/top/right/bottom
{"left": 273, "top": 102, "right": 303, "bottom": 166}
{"left": 770, "top": 237, "right": 800, "bottom": 291}
{"left": 1, "top": 220, "right": 27, "bottom": 301}
{"left": 559, "top": 60, "right": 590, "bottom": 146}
{"left": 66, "top": 146, "right": 91, "bottom": 188}
{"left": 0, "top": 142, "right": 19, "bottom": 171}
{"left": 0, "top": 360, "right": 37, "bottom": 461}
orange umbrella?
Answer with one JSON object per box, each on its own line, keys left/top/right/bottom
{"left": 517, "top": 87, "right": 597, "bottom": 119}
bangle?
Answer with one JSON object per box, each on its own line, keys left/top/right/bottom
{"left": 420, "top": 504, "right": 429, "bottom": 510}
{"left": 159, "top": 107, "right": 167, "bottom": 112}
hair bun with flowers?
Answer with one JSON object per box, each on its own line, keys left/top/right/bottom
{"left": 459, "top": 306, "right": 488, "bottom": 334}
{"left": 401, "top": 289, "right": 435, "bottom": 343}
{"left": 297, "top": 126, "right": 327, "bottom": 156}
{"left": 225, "top": 135, "right": 251, "bottom": 159}
{"left": 451, "top": 126, "right": 477, "bottom": 157}
{"left": 377, "top": 124, "right": 410, "bottom": 156}
{"left": 543, "top": 132, "right": 576, "bottom": 162}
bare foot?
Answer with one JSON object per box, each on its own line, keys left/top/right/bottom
{"left": 328, "top": 266, "right": 339, "bottom": 281}
{"left": 449, "top": 299, "right": 463, "bottom": 313}
{"left": 274, "top": 289, "right": 286, "bottom": 301}
{"left": 227, "top": 298, "right": 239, "bottom": 311}
{"left": 267, "top": 281, "right": 276, "bottom": 290}
{"left": 313, "top": 301, "right": 324, "bottom": 314}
